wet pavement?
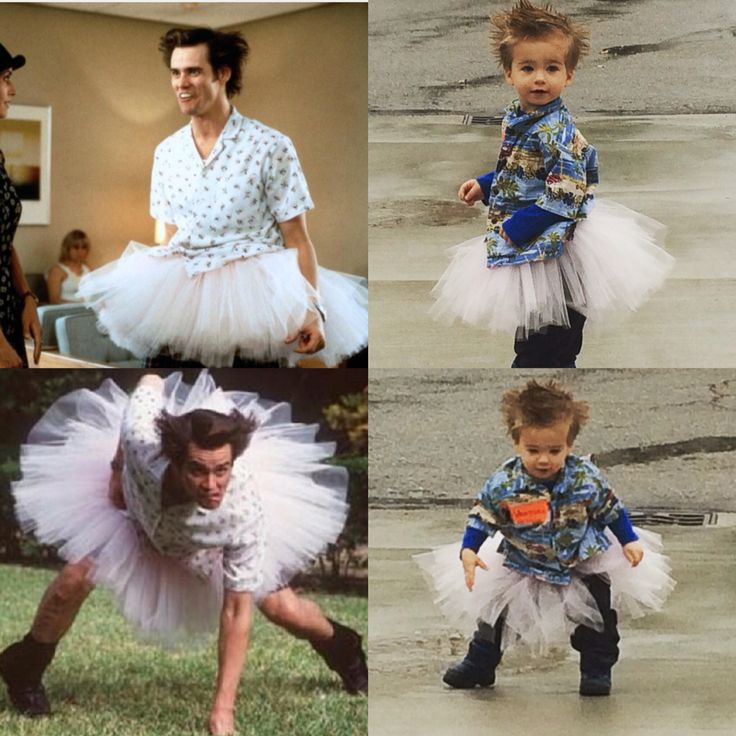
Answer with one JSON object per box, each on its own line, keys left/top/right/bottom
{"left": 368, "top": 368, "right": 736, "bottom": 732}
{"left": 368, "top": 511, "right": 736, "bottom": 736}
{"left": 368, "top": 368, "right": 736, "bottom": 511}
{"left": 368, "top": 0, "right": 736, "bottom": 369}
{"left": 368, "top": 113, "right": 736, "bottom": 368}
{"left": 369, "top": 0, "right": 736, "bottom": 116}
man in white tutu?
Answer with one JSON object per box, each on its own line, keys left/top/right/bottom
{"left": 0, "top": 374, "right": 367, "bottom": 734}
{"left": 77, "top": 28, "right": 369, "bottom": 367}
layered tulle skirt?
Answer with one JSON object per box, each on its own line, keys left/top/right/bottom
{"left": 78, "top": 244, "right": 368, "bottom": 366}
{"left": 414, "top": 528, "right": 675, "bottom": 658}
{"left": 430, "top": 200, "right": 674, "bottom": 336}
{"left": 11, "top": 372, "right": 349, "bottom": 643}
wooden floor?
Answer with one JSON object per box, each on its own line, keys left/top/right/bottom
{"left": 26, "top": 342, "right": 107, "bottom": 368}
{"left": 26, "top": 342, "right": 329, "bottom": 370}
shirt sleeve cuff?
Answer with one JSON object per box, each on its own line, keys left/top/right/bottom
{"left": 607, "top": 508, "right": 639, "bottom": 546}
{"left": 477, "top": 171, "right": 495, "bottom": 205}
{"left": 461, "top": 526, "right": 488, "bottom": 555}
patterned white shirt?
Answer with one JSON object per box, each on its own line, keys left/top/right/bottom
{"left": 120, "top": 384, "right": 265, "bottom": 593}
{"left": 149, "top": 107, "right": 314, "bottom": 277}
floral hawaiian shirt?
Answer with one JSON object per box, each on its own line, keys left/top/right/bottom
{"left": 121, "top": 383, "right": 265, "bottom": 593}
{"left": 466, "top": 454, "right": 624, "bottom": 585}
{"left": 485, "top": 97, "right": 599, "bottom": 268}
{"left": 149, "top": 107, "right": 313, "bottom": 277}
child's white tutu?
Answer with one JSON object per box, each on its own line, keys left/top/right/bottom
{"left": 11, "top": 372, "right": 349, "bottom": 643}
{"left": 414, "top": 527, "right": 675, "bottom": 658}
{"left": 429, "top": 199, "right": 674, "bottom": 336}
{"left": 77, "top": 244, "right": 368, "bottom": 367}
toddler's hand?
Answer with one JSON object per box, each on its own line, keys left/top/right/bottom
{"left": 623, "top": 541, "right": 644, "bottom": 567}
{"left": 499, "top": 226, "right": 513, "bottom": 245}
{"left": 457, "top": 179, "right": 482, "bottom": 206}
{"left": 461, "top": 548, "right": 488, "bottom": 591}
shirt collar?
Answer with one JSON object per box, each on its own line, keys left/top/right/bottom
{"left": 511, "top": 454, "right": 576, "bottom": 493}
{"left": 222, "top": 106, "right": 246, "bottom": 139}
{"left": 505, "top": 96, "right": 564, "bottom": 131}
{"left": 187, "top": 106, "right": 245, "bottom": 166}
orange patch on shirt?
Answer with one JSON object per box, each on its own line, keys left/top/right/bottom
{"left": 502, "top": 498, "right": 550, "bottom": 526}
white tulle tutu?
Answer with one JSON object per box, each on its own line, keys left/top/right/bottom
{"left": 11, "top": 372, "right": 349, "bottom": 643}
{"left": 77, "top": 244, "right": 368, "bottom": 367}
{"left": 414, "top": 527, "right": 674, "bottom": 658}
{"left": 430, "top": 199, "right": 674, "bottom": 336}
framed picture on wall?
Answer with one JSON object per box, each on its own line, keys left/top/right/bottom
{"left": 0, "top": 104, "right": 52, "bottom": 225}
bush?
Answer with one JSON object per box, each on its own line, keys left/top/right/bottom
{"left": 307, "top": 392, "right": 368, "bottom": 589}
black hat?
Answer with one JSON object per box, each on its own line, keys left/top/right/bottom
{"left": 0, "top": 43, "right": 26, "bottom": 72}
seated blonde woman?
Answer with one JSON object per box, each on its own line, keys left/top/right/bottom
{"left": 46, "top": 230, "right": 91, "bottom": 304}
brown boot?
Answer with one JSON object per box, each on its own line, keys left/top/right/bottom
{"left": 310, "top": 619, "right": 368, "bottom": 694}
{"left": 0, "top": 634, "right": 56, "bottom": 716}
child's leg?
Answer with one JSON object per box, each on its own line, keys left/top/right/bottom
{"left": 512, "top": 307, "right": 586, "bottom": 368}
{"left": 443, "top": 617, "right": 504, "bottom": 689}
{"left": 570, "top": 574, "right": 620, "bottom": 695}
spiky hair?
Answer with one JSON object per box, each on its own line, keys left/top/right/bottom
{"left": 490, "top": 0, "right": 590, "bottom": 71}
{"left": 501, "top": 379, "right": 590, "bottom": 444}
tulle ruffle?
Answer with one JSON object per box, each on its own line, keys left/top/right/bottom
{"left": 12, "top": 372, "right": 348, "bottom": 643}
{"left": 429, "top": 199, "right": 674, "bottom": 337}
{"left": 414, "top": 527, "right": 675, "bottom": 658}
{"left": 78, "top": 244, "right": 368, "bottom": 367}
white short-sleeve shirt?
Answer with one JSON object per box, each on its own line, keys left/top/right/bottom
{"left": 121, "top": 383, "right": 266, "bottom": 593}
{"left": 149, "top": 107, "right": 314, "bottom": 277}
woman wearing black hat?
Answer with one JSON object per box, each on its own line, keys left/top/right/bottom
{"left": 0, "top": 42, "right": 41, "bottom": 368}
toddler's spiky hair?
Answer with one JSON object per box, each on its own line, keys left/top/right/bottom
{"left": 501, "top": 379, "right": 589, "bottom": 444}
{"left": 490, "top": 0, "right": 590, "bottom": 71}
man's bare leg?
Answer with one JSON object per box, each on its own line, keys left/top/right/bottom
{"left": 258, "top": 587, "right": 333, "bottom": 641}
{"left": 30, "top": 560, "right": 95, "bottom": 642}
{"left": 258, "top": 587, "right": 367, "bottom": 694}
{"left": 0, "top": 559, "right": 95, "bottom": 716}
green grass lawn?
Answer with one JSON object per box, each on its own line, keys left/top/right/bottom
{"left": 0, "top": 564, "right": 367, "bottom": 736}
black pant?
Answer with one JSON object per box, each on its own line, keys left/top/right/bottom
{"left": 512, "top": 307, "right": 586, "bottom": 368}
{"left": 145, "top": 353, "right": 280, "bottom": 368}
{"left": 477, "top": 574, "right": 620, "bottom": 674}
{"left": 5, "top": 311, "right": 29, "bottom": 368}
{"left": 344, "top": 347, "right": 368, "bottom": 368}
{"left": 570, "top": 574, "right": 620, "bottom": 675}
{"left": 147, "top": 346, "right": 368, "bottom": 369}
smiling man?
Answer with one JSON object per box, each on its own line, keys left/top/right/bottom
{"left": 77, "top": 27, "right": 368, "bottom": 367}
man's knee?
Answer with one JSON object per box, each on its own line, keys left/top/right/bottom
{"left": 53, "top": 561, "right": 94, "bottom": 602}
{"left": 258, "top": 588, "right": 301, "bottom": 626}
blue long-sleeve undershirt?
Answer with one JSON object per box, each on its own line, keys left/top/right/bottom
{"left": 475, "top": 171, "right": 571, "bottom": 247}
{"left": 461, "top": 507, "right": 639, "bottom": 553}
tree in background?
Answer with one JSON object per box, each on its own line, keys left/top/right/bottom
{"left": 316, "top": 390, "right": 368, "bottom": 587}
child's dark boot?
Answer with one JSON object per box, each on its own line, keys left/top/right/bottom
{"left": 442, "top": 630, "right": 501, "bottom": 689}
{"left": 579, "top": 670, "right": 612, "bottom": 696}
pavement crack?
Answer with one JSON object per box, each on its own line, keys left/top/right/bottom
{"left": 708, "top": 380, "right": 734, "bottom": 409}
{"left": 596, "top": 437, "right": 736, "bottom": 467}
{"left": 601, "top": 26, "right": 736, "bottom": 57}
{"left": 419, "top": 74, "right": 503, "bottom": 95}
{"left": 370, "top": 198, "right": 483, "bottom": 227}
{"left": 404, "top": 14, "right": 491, "bottom": 46}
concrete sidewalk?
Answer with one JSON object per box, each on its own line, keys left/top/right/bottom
{"left": 368, "top": 0, "right": 736, "bottom": 117}
{"left": 369, "top": 509, "right": 736, "bottom": 736}
{"left": 369, "top": 113, "right": 736, "bottom": 368}
{"left": 369, "top": 368, "right": 736, "bottom": 512}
